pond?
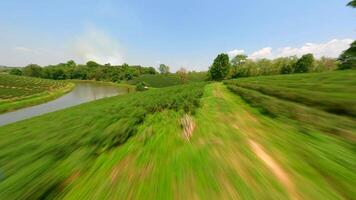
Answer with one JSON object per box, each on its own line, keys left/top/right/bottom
{"left": 0, "top": 82, "right": 131, "bottom": 126}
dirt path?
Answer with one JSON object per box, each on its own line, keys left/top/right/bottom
{"left": 248, "top": 139, "right": 299, "bottom": 200}
{"left": 211, "top": 83, "right": 299, "bottom": 199}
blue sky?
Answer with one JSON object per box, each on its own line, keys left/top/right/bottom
{"left": 0, "top": 0, "right": 355, "bottom": 71}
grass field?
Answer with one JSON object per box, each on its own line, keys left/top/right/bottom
{"left": 60, "top": 83, "right": 355, "bottom": 200}
{"left": 225, "top": 70, "right": 356, "bottom": 141}
{"left": 0, "top": 83, "right": 206, "bottom": 199}
{"left": 128, "top": 72, "right": 207, "bottom": 88}
{"left": 0, "top": 70, "right": 355, "bottom": 199}
{"left": 0, "top": 74, "right": 74, "bottom": 113}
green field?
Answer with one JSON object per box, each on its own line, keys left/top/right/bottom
{"left": 128, "top": 72, "right": 207, "bottom": 88}
{"left": 0, "top": 74, "right": 74, "bottom": 113}
{"left": 224, "top": 70, "right": 356, "bottom": 141}
{"left": 0, "top": 71, "right": 355, "bottom": 199}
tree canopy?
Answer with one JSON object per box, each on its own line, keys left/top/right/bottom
{"left": 294, "top": 54, "right": 314, "bottom": 73}
{"left": 338, "top": 41, "right": 356, "bottom": 70}
{"left": 347, "top": 0, "right": 356, "bottom": 7}
{"left": 158, "top": 64, "right": 170, "bottom": 74}
{"left": 209, "top": 53, "right": 230, "bottom": 81}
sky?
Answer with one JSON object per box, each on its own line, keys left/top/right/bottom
{"left": 0, "top": 0, "right": 355, "bottom": 71}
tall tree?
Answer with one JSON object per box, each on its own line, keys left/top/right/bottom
{"left": 294, "top": 54, "right": 314, "bottom": 73}
{"left": 347, "top": 0, "right": 356, "bottom": 7}
{"left": 158, "top": 64, "right": 170, "bottom": 74}
{"left": 209, "top": 53, "right": 230, "bottom": 81}
{"left": 338, "top": 41, "right": 356, "bottom": 70}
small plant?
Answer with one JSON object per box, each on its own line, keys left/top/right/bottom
{"left": 136, "top": 81, "right": 149, "bottom": 91}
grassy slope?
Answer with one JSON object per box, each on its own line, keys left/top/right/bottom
{"left": 0, "top": 74, "right": 75, "bottom": 113}
{"left": 225, "top": 70, "right": 356, "bottom": 117}
{"left": 62, "top": 83, "right": 355, "bottom": 199}
{"left": 128, "top": 72, "right": 207, "bottom": 88}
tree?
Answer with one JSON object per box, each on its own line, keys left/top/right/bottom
{"left": 208, "top": 53, "right": 230, "bottom": 81}
{"left": 294, "top": 54, "right": 314, "bottom": 73}
{"left": 66, "top": 60, "right": 76, "bottom": 68}
{"left": 23, "top": 64, "right": 43, "bottom": 77}
{"left": 230, "top": 54, "right": 248, "bottom": 78}
{"left": 86, "top": 61, "right": 100, "bottom": 68}
{"left": 280, "top": 64, "right": 293, "bottom": 74}
{"left": 230, "top": 54, "right": 247, "bottom": 67}
{"left": 9, "top": 68, "right": 22, "bottom": 76}
{"left": 338, "top": 41, "right": 356, "bottom": 70}
{"left": 347, "top": 0, "right": 356, "bottom": 7}
{"left": 177, "top": 68, "right": 188, "bottom": 83}
{"left": 158, "top": 64, "right": 170, "bottom": 74}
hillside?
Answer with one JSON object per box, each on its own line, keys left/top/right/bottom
{"left": 128, "top": 72, "right": 207, "bottom": 88}
{"left": 0, "top": 71, "right": 355, "bottom": 199}
{"left": 0, "top": 74, "right": 74, "bottom": 113}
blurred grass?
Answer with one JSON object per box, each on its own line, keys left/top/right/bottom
{"left": 58, "top": 83, "right": 355, "bottom": 199}
{"left": 0, "top": 76, "right": 355, "bottom": 199}
{"left": 224, "top": 70, "right": 356, "bottom": 117}
{"left": 0, "top": 83, "right": 205, "bottom": 199}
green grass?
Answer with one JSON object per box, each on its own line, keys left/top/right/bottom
{"left": 27, "top": 83, "right": 355, "bottom": 199}
{"left": 0, "top": 74, "right": 355, "bottom": 199}
{"left": 0, "top": 82, "right": 206, "bottom": 199}
{"left": 0, "top": 74, "right": 75, "bottom": 113}
{"left": 128, "top": 72, "right": 207, "bottom": 88}
{"left": 225, "top": 70, "right": 356, "bottom": 117}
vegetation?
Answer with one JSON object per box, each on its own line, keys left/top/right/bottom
{"left": 128, "top": 72, "right": 207, "bottom": 88}
{"left": 348, "top": 0, "right": 356, "bottom": 7}
{"left": 158, "top": 64, "right": 170, "bottom": 74}
{"left": 7, "top": 60, "right": 157, "bottom": 83}
{"left": 0, "top": 74, "right": 74, "bottom": 113}
{"left": 225, "top": 70, "right": 356, "bottom": 139}
{"left": 0, "top": 82, "right": 206, "bottom": 199}
{"left": 208, "top": 53, "right": 231, "bottom": 81}
{"left": 228, "top": 53, "right": 339, "bottom": 78}
{"left": 338, "top": 41, "right": 356, "bottom": 70}
{"left": 294, "top": 53, "right": 314, "bottom": 73}
{"left": 1, "top": 82, "right": 355, "bottom": 199}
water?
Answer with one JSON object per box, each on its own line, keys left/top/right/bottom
{"left": 0, "top": 82, "right": 130, "bottom": 126}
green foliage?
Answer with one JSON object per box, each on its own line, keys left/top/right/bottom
{"left": 136, "top": 81, "right": 149, "bottom": 91}
{"left": 129, "top": 72, "right": 207, "bottom": 88}
{"left": 9, "top": 68, "right": 22, "bottom": 76}
{"left": 347, "top": 0, "right": 356, "bottom": 7}
{"left": 209, "top": 53, "right": 230, "bottom": 81}
{"left": 294, "top": 53, "right": 314, "bottom": 73}
{"left": 338, "top": 41, "right": 356, "bottom": 70}
{"left": 23, "top": 64, "right": 43, "bottom": 77}
{"left": 18, "top": 61, "right": 157, "bottom": 82}
{"left": 158, "top": 64, "right": 170, "bottom": 74}
{"left": 0, "top": 82, "right": 206, "bottom": 199}
{"left": 280, "top": 64, "right": 293, "bottom": 74}
{"left": 225, "top": 70, "right": 356, "bottom": 136}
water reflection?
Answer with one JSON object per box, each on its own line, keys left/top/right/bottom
{"left": 0, "top": 82, "right": 128, "bottom": 126}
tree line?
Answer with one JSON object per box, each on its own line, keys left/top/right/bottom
{"left": 9, "top": 61, "right": 158, "bottom": 82}
{"left": 209, "top": 41, "right": 355, "bottom": 81}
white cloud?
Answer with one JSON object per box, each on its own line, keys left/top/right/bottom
{"left": 73, "top": 28, "right": 124, "bottom": 65}
{"left": 227, "top": 49, "right": 245, "bottom": 58}
{"left": 228, "top": 39, "right": 353, "bottom": 61}
{"left": 276, "top": 39, "right": 353, "bottom": 58}
{"left": 249, "top": 47, "right": 273, "bottom": 60}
